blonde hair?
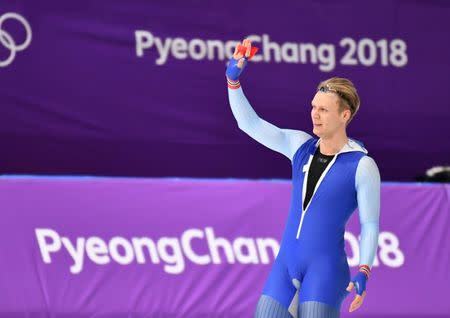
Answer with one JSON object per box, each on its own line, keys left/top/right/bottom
{"left": 316, "top": 77, "right": 360, "bottom": 124}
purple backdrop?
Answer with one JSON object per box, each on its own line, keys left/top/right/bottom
{"left": 0, "top": 177, "right": 449, "bottom": 317}
{"left": 0, "top": 1, "right": 449, "bottom": 181}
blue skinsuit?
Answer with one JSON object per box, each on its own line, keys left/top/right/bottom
{"left": 264, "top": 138, "right": 365, "bottom": 309}
{"left": 227, "top": 86, "right": 380, "bottom": 313}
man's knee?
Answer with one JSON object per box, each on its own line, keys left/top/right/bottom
{"left": 298, "top": 301, "right": 340, "bottom": 318}
{"left": 255, "top": 295, "right": 294, "bottom": 318}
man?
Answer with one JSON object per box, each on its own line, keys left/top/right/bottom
{"left": 226, "top": 39, "right": 380, "bottom": 318}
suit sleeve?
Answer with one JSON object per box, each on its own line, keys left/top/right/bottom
{"left": 355, "top": 156, "right": 381, "bottom": 267}
{"left": 228, "top": 86, "right": 311, "bottom": 162}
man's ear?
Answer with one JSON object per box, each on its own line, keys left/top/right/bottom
{"left": 342, "top": 109, "right": 351, "bottom": 122}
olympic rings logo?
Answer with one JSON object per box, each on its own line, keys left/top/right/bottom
{"left": 0, "top": 12, "right": 32, "bottom": 67}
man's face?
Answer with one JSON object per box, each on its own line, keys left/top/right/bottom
{"left": 311, "top": 92, "right": 349, "bottom": 138}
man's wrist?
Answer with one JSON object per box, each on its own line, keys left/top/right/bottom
{"left": 359, "top": 265, "right": 371, "bottom": 279}
{"left": 227, "top": 77, "right": 240, "bottom": 90}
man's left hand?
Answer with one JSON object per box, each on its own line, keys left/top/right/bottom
{"left": 346, "top": 271, "right": 368, "bottom": 312}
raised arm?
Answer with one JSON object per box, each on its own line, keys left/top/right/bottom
{"left": 226, "top": 39, "right": 311, "bottom": 161}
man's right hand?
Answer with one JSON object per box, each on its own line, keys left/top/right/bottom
{"left": 225, "top": 39, "right": 253, "bottom": 81}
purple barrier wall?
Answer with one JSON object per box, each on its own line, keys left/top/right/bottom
{"left": 0, "top": 177, "right": 449, "bottom": 317}
{"left": 1, "top": 2, "right": 449, "bottom": 181}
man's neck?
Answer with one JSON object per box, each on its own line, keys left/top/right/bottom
{"left": 319, "top": 132, "right": 348, "bottom": 155}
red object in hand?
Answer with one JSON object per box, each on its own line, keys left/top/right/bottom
{"left": 237, "top": 44, "right": 259, "bottom": 60}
